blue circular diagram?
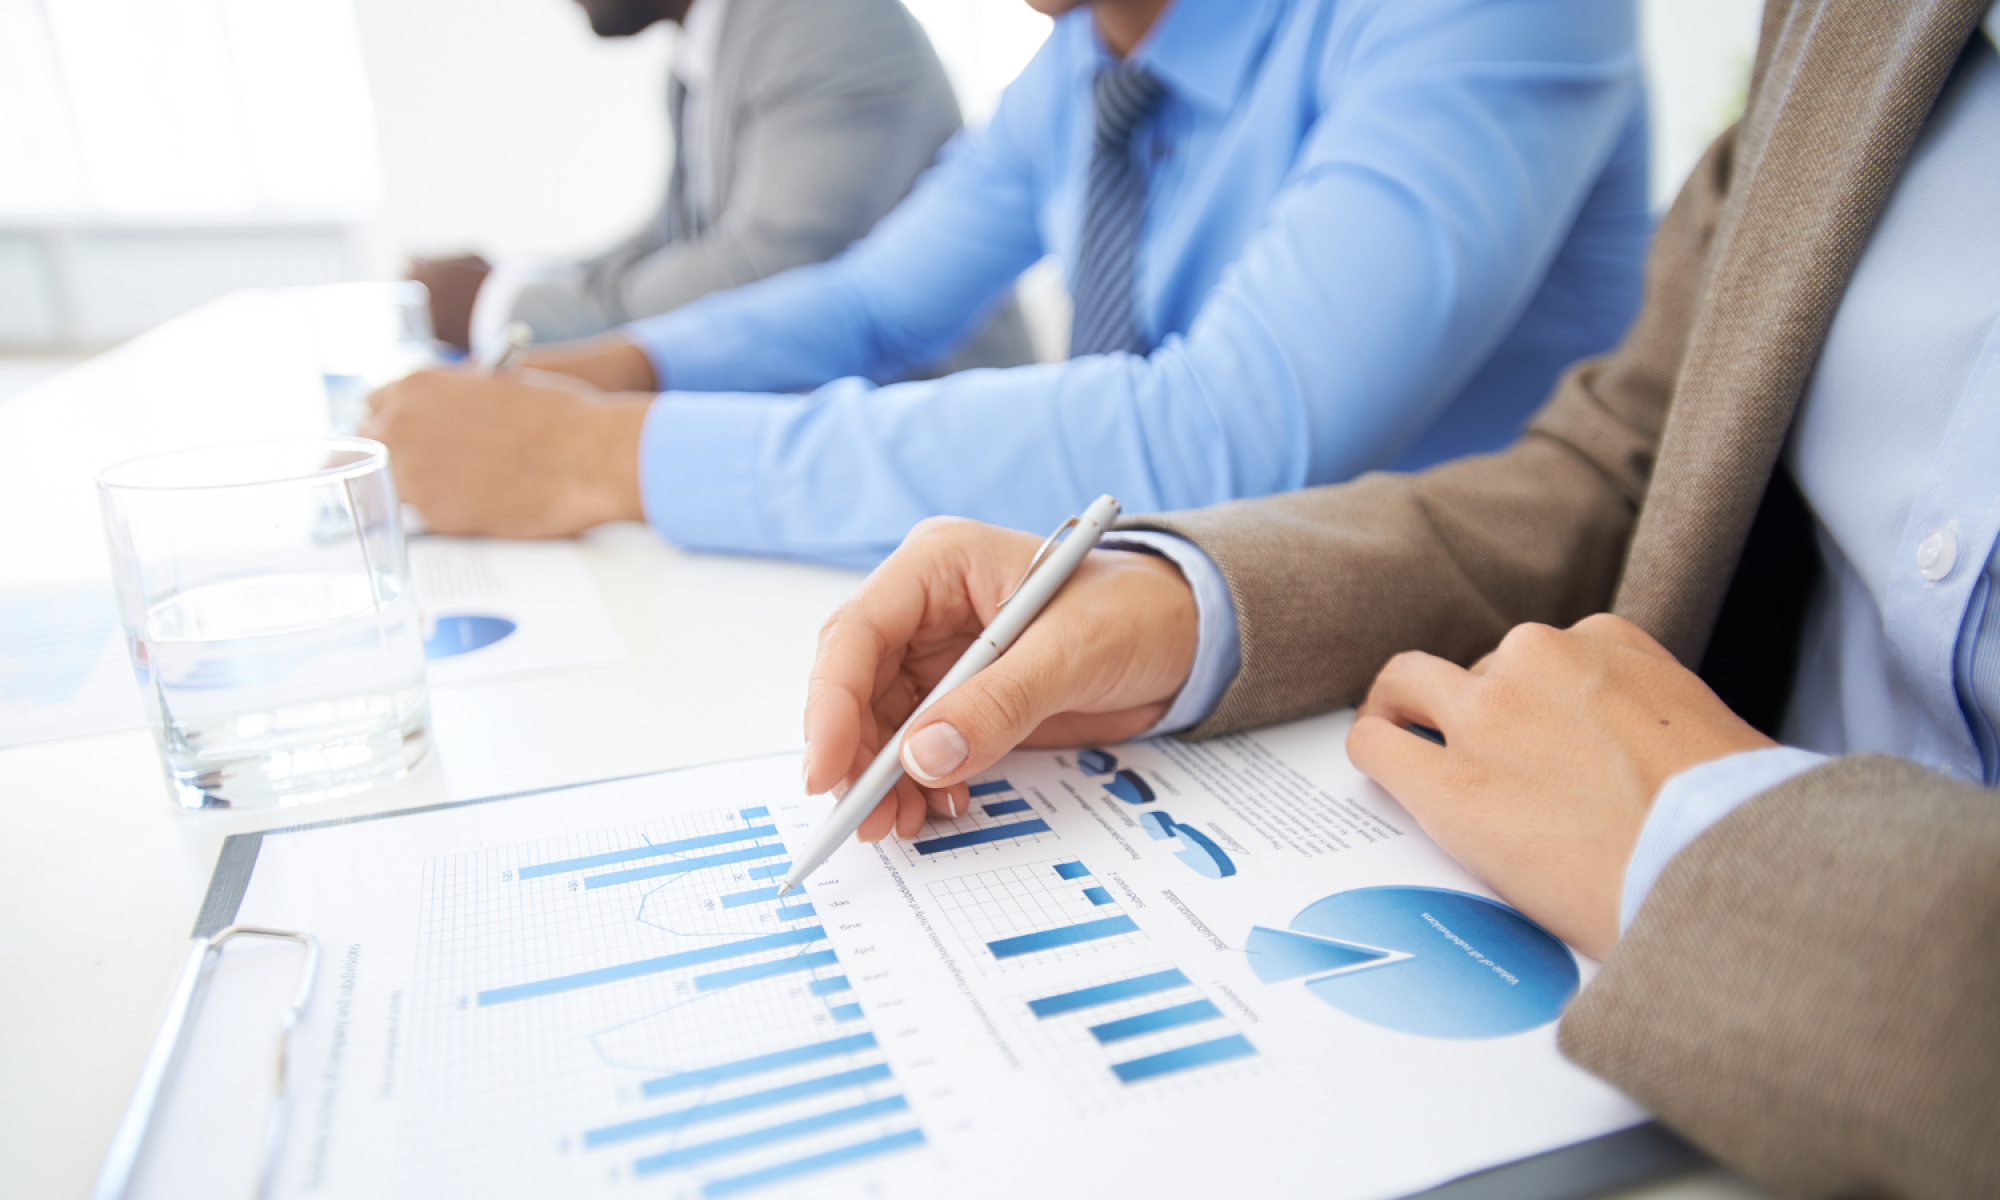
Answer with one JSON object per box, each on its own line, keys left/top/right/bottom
{"left": 424, "top": 614, "right": 518, "bottom": 660}
{"left": 1247, "top": 886, "right": 1576, "bottom": 1039}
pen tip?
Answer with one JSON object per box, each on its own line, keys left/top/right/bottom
{"left": 774, "top": 881, "right": 793, "bottom": 897}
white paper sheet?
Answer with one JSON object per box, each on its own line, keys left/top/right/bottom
{"left": 408, "top": 538, "right": 626, "bottom": 686}
{"left": 161, "top": 710, "right": 1646, "bottom": 1200}
{"left": 0, "top": 582, "right": 148, "bottom": 746}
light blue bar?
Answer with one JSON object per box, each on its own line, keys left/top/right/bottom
{"left": 912, "top": 819, "right": 1051, "bottom": 856}
{"left": 721, "top": 887, "right": 781, "bottom": 908}
{"left": 585, "top": 844, "right": 787, "bottom": 889}
{"left": 520, "top": 826, "right": 778, "bottom": 879}
{"left": 1111, "top": 1034, "right": 1257, "bottom": 1083}
{"left": 635, "top": 1096, "right": 910, "bottom": 1175}
{"left": 828, "top": 1003, "right": 864, "bottom": 1022}
{"left": 1089, "top": 999, "right": 1223, "bottom": 1043}
{"left": 585, "top": 1064, "right": 893, "bottom": 1147}
{"left": 701, "top": 1128, "right": 928, "bottom": 1197}
{"left": 1082, "top": 886, "right": 1113, "bottom": 906}
{"left": 643, "top": 1032, "right": 879, "bottom": 1098}
{"left": 479, "top": 926, "right": 826, "bottom": 1005}
{"left": 739, "top": 806, "right": 770, "bottom": 819}
{"left": 1028, "top": 969, "right": 1189, "bottom": 1017}
{"left": 966, "top": 780, "right": 1012, "bottom": 797}
{"left": 775, "top": 903, "right": 816, "bottom": 921}
{"left": 987, "top": 915, "right": 1138, "bottom": 960}
{"left": 695, "top": 949, "right": 839, "bottom": 992}
{"left": 749, "top": 862, "right": 792, "bottom": 880}
{"left": 981, "top": 798, "right": 1032, "bottom": 816}
{"left": 809, "top": 976, "right": 851, "bottom": 996}
{"left": 1051, "top": 861, "right": 1089, "bottom": 880}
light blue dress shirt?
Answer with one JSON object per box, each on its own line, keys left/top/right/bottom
{"left": 624, "top": 0, "right": 1650, "bottom": 567}
{"left": 1622, "top": 14, "right": 2000, "bottom": 928}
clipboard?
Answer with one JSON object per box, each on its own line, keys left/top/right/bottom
{"left": 101, "top": 761, "right": 1709, "bottom": 1200}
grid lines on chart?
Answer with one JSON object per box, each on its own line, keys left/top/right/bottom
{"left": 926, "top": 858, "right": 1145, "bottom": 972}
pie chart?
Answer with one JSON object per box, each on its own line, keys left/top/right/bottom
{"left": 1247, "top": 887, "right": 1576, "bottom": 1039}
{"left": 424, "top": 614, "right": 517, "bottom": 659}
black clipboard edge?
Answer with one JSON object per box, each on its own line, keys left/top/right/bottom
{"left": 187, "top": 754, "right": 1713, "bottom": 1199}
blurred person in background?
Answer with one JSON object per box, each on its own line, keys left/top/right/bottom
{"left": 409, "top": 0, "right": 1030, "bottom": 370}
{"left": 371, "top": 0, "right": 1652, "bottom": 567}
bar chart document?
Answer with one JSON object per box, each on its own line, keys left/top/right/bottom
{"left": 190, "top": 710, "right": 1646, "bottom": 1200}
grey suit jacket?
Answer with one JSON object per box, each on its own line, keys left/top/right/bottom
{"left": 509, "top": 0, "right": 1032, "bottom": 371}
{"left": 1128, "top": 1, "right": 2000, "bottom": 1194}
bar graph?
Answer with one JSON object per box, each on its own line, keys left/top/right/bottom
{"left": 1012, "top": 966, "right": 1260, "bottom": 1106}
{"left": 398, "top": 800, "right": 927, "bottom": 1198}
{"left": 928, "top": 859, "right": 1147, "bottom": 971}
{"left": 901, "top": 777, "right": 1060, "bottom": 861}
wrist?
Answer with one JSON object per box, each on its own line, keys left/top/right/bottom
{"left": 563, "top": 397, "right": 650, "bottom": 526}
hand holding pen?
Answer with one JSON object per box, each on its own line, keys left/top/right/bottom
{"left": 789, "top": 497, "right": 1202, "bottom": 891}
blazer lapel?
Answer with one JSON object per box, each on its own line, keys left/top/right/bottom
{"left": 1615, "top": 0, "right": 1989, "bottom": 662}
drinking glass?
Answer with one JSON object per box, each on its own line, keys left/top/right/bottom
{"left": 97, "top": 438, "right": 430, "bottom": 809}
{"left": 308, "top": 282, "right": 438, "bottom": 434}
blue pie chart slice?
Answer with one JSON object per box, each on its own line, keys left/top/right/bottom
{"left": 1077, "top": 748, "right": 1118, "bottom": 775}
{"left": 424, "top": 614, "right": 517, "bottom": 660}
{"left": 1253, "top": 887, "right": 1577, "bottom": 1039}
{"left": 1103, "top": 769, "right": 1155, "bottom": 805}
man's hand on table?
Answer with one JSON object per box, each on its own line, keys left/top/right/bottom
{"left": 362, "top": 368, "right": 650, "bottom": 537}
{"left": 1348, "top": 614, "right": 1775, "bottom": 960}
{"left": 407, "top": 254, "right": 491, "bottom": 352}
{"left": 802, "top": 518, "right": 1200, "bottom": 844}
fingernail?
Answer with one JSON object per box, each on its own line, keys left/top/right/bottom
{"left": 799, "top": 750, "right": 811, "bottom": 794}
{"left": 901, "top": 722, "right": 967, "bottom": 783}
{"left": 947, "top": 789, "right": 959, "bottom": 818}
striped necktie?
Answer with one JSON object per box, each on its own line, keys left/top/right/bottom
{"left": 1069, "top": 64, "right": 1165, "bottom": 359}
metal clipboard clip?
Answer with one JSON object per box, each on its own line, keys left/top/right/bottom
{"left": 92, "top": 926, "right": 320, "bottom": 1200}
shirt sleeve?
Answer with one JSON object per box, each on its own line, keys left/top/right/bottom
{"left": 1621, "top": 747, "right": 1832, "bottom": 932}
{"left": 635, "top": 0, "right": 1643, "bottom": 566}
{"left": 1098, "top": 532, "right": 1242, "bottom": 737}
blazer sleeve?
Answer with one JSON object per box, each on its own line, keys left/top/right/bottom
{"left": 512, "top": 0, "right": 960, "bottom": 336}
{"left": 1119, "top": 123, "right": 1740, "bottom": 738}
{"left": 1560, "top": 755, "right": 2000, "bottom": 1198}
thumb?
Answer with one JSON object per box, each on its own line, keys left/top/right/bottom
{"left": 896, "top": 626, "right": 1101, "bottom": 790}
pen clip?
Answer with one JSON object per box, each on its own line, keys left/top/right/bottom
{"left": 999, "top": 516, "right": 1079, "bottom": 609}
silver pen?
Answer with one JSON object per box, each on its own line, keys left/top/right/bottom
{"left": 777, "top": 495, "right": 1122, "bottom": 896}
{"left": 478, "top": 320, "right": 533, "bottom": 376}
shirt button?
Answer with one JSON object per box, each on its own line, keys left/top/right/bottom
{"left": 1916, "top": 527, "right": 1957, "bottom": 581}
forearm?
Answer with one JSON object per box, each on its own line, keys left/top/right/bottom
{"left": 1561, "top": 755, "right": 2000, "bottom": 1198}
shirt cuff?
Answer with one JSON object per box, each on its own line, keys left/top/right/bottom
{"left": 637, "top": 391, "right": 775, "bottom": 552}
{"left": 1621, "top": 746, "right": 1830, "bottom": 932}
{"left": 1099, "top": 531, "right": 1241, "bottom": 737}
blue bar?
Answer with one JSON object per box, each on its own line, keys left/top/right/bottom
{"left": 749, "top": 862, "right": 792, "bottom": 880}
{"left": 1082, "top": 886, "right": 1113, "bottom": 906}
{"left": 966, "top": 780, "right": 1012, "bottom": 797}
{"left": 1111, "top": 1034, "right": 1258, "bottom": 1083}
{"left": 479, "top": 927, "right": 826, "bottom": 1005}
{"left": 643, "top": 1032, "right": 879, "bottom": 1098}
{"left": 1051, "top": 861, "right": 1090, "bottom": 880}
{"left": 829, "top": 1003, "right": 864, "bottom": 1022}
{"left": 701, "top": 1129, "right": 927, "bottom": 1198}
{"left": 1089, "top": 999, "right": 1223, "bottom": 1043}
{"left": 585, "top": 1064, "right": 893, "bottom": 1147}
{"left": 695, "top": 949, "right": 840, "bottom": 992}
{"left": 1028, "top": 969, "right": 1189, "bottom": 1017}
{"left": 721, "top": 887, "right": 780, "bottom": 908}
{"left": 912, "top": 819, "right": 1051, "bottom": 856}
{"left": 981, "top": 798, "right": 1032, "bottom": 816}
{"left": 635, "top": 1097, "right": 910, "bottom": 1175}
{"left": 585, "top": 844, "right": 787, "bottom": 889}
{"left": 775, "top": 903, "right": 816, "bottom": 921}
{"left": 520, "top": 826, "right": 778, "bottom": 878}
{"left": 809, "top": 976, "right": 851, "bottom": 996}
{"left": 988, "top": 915, "right": 1138, "bottom": 959}
{"left": 739, "top": 806, "right": 770, "bottom": 819}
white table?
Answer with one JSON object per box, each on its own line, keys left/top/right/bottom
{"left": 0, "top": 293, "right": 1768, "bottom": 1200}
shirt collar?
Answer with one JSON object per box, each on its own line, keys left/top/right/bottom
{"left": 1122, "top": 0, "right": 1285, "bottom": 115}
{"left": 675, "top": 0, "right": 730, "bottom": 90}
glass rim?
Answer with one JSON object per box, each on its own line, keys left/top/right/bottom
{"left": 95, "top": 436, "right": 389, "bottom": 494}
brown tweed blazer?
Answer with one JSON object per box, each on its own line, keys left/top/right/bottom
{"left": 1126, "top": 1, "right": 2000, "bottom": 1195}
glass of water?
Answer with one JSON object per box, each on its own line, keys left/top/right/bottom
{"left": 97, "top": 438, "right": 430, "bottom": 809}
